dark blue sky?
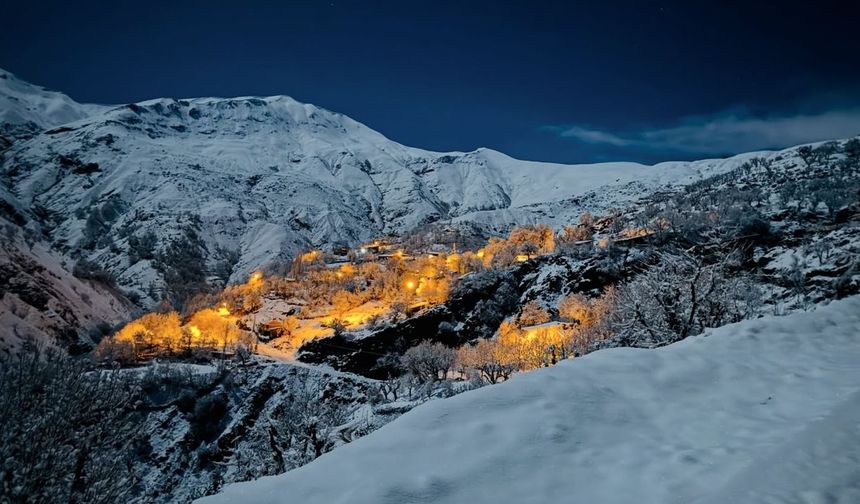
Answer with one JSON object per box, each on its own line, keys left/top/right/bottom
{"left": 3, "top": 0, "right": 860, "bottom": 163}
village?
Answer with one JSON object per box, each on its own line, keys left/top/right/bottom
{"left": 98, "top": 212, "right": 659, "bottom": 379}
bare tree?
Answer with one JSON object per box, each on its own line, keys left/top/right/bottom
{"left": 0, "top": 348, "right": 139, "bottom": 504}
{"left": 457, "top": 338, "right": 518, "bottom": 384}
{"left": 612, "top": 252, "right": 761, "bottom": 346}
{"left": 277, "top": 377, "right": 349, "bottom": 464}
{"left": 400, "top": 341, "right": 456, "bottom": 383}
{"left": 518, "top": 300, "right": 551, "bottom": 326}
{"left": 377, "top": 378, "right": 402, "bottom": 401}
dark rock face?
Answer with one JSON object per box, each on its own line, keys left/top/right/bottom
{"left": 298, "top": 255, "right": 630, "bottom": 378}
{"left": 298, "top": 307, "right": 455, "bottom": 378}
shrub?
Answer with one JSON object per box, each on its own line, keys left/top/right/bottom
{"left": 128, "top": 231, "right": 157, "bottom": 263}
{"left": 190, "top": 391, "right": 229, "bottom": 443}
{"left": 0, "top": 348, "right": 138, "bottom": 503}
{"left": 72, "top": 258, "right": 116, "bottom": 286}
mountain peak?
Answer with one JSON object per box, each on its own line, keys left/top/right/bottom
{"left": 0, "top": 67, "right": 107, "bottom": 134}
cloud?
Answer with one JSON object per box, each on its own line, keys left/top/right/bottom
{"left": 549, "top": 107, "right": 860, "bottom": 155}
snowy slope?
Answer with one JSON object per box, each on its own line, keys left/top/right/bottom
{"left": 0, "top": 217, "right": 134, "bottom": 352}
{"left": 199, "top": 296, "right": 860, "bottom": 504}
{"left": 0, "top": 69, "right": 791, "bottom": 302}
{"left": 0, "top": 68, "right": 106, "bottom": 145}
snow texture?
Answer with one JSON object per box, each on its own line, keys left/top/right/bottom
{"left": 0, "top": 68, "right": 107, "bottom": 132}
{"left": 199, "top": 296, "right": 860, "bottom": 504}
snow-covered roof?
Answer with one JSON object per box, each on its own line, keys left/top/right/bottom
{"left": 520, "top": 320, "right": 571, "bottom": 331}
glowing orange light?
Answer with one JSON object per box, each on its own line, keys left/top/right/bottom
{"left": 217, "top": 304, "right": 230, "bottom": 317}
{"left": 516, "top": 254, "right": 529, "bottom": 262}
{"left": 300, "top": 250, "right": 321, "bottom": 262}
{"left": 406, "top": 280, "right": 416, "bottom": 290}
{"left": 476, "top": 250, "right": 485, "bottom": 259}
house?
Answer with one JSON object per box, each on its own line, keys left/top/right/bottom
{"left": 324, "top": 259, "right": 352, "bottom": 269}
{"left": 406, "top": 301, "right": 430, "bottom": 315}
{"left": 613, "top": 229, "right": 657, "bottom": 247}
{"left": 258, "top": 320, "right": 285, "bottom": 340}
{"left": 358, "top": 238, "right": 395, "bottom": 255}
{"left": 332, "top": 245, "right": 350, "bottom": 256}
{"left": 519, "top": 321, "right": 574, "bottom": 340}
{"left": 378, "top": 251, "right": 412, "bottom": 260}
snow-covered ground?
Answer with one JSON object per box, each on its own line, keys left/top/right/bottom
{"left": 199, "top": 296, "right": 860, "bottom": 504}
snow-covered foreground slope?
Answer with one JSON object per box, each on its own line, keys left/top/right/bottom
{"left": 200, "top": 297, "right": 860, "bottom": 504}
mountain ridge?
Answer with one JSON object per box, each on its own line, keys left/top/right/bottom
{"left": 0, "top": 68, "right": 850, "bottom": 347}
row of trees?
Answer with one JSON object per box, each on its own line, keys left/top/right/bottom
{"left": 457, "top": 290, "right": 618, "bottom": 382}
{"left": 384, "top": 290, "right": 617, "bottom": 387}
{"left": 97, "top": 309, "right": 252, "bottom": 363}
{"left": 389, "top": 248, "right": 762, "bottom": 388}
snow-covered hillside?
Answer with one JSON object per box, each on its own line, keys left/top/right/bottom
{"left": 1, "top": 68, "right": 772, "bottom": 304}
{"left": 0, "top": 217, "right": 133, "bottom": 352}
{"left": 199, "top": 296, "right": 860, "bottom": 504}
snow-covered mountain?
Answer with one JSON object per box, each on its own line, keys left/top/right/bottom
{"left": 0, "top": 68, "right": 107, "bottom": 148}
{"left": 0, "top": 68, "right": 773, "bottom": 305}
{"left": 199, "top": 296, "right": 860, "bottom": 504}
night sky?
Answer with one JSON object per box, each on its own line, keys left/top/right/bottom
{"left": 3, "top": 0, "right": 860, "bottom": 164}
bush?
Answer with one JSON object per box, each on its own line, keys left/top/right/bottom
{"left": 176, "top": 390, "right": 198, "bottom": 414}
{"left": 73, "top": 258, "right": 116, "bottom": 286}
{"left": 844, "top": 138, "right": 860, "bottom": 158}
{"left": 735, "top": 214, "right": 772, "bottom": 240}
{"left": 128, "top": 231, "right": 157, "bottom": 263}
{"left": 325, "top": 318, "right": 347, "bottom": 337}
{"left": 190, "top": 391, "right": 229, "bottom": 443}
